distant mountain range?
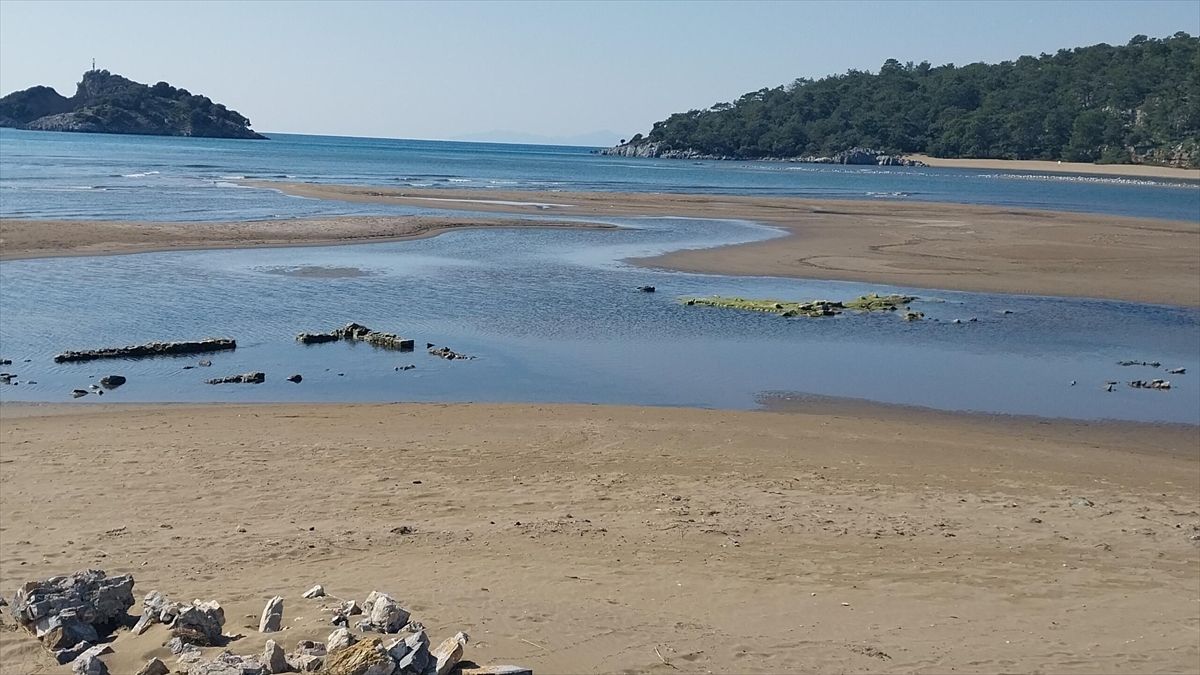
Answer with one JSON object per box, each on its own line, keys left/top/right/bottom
{"left": 605, "top": 32, "right": 1199, "bottom": 168}
{"left": 0, "top": 70, "right": 266, "bottom": 140}
{"left": 451, "top": 129, "right": 626, "bottom": 147}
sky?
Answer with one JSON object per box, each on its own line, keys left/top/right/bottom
{"left": 1, "top": 1, "right": 1197, "bottom": 144}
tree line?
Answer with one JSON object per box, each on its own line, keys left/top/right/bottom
{"left": 629, "top": 33, "right": 1199, "bottom": 166}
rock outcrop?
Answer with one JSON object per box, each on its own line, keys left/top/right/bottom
{"left": 428, "top": 346, "right": 475, "bottom": 360}
{"left": 682, "top": 293, "right": 917, "bottom": 318}
{"left": 598, "top": 142, "right": 927, "bottom": 166}
{"left": 298, "top": 323, "right": 415, "bottom": 351}
{"left": 0, "top": 70, "right": 267, "bottom": 140}
{"left": 205, "top": 371, "right": 266, "bottom": 385}
{"left": 54, "top": 338, "right": 236, "bottom": 363}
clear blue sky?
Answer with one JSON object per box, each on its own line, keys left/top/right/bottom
{"left": 1, "top": 0, "right": 1197, "bottom": 142}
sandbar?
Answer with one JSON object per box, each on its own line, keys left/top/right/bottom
{"left": 0, "top": 215, "right": 612, "bottom": 261}
{"left": 245, "top": 183, "right": 1200, "bottom": 307}
{"left": 904, "top": 154, "right": 1200, "bottom": 180}
{"left": 0, "top": 401, "right": 1195, "bottom": 673}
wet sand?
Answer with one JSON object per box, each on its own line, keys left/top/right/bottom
{"left": 244, "top": 183, "right": 1200, "bottom": 307}
{"left": 5, "top": 187, "right": 1197, "bottom": 306}
{"left": 0, "top": 401, "right": 1196, "bottom": 674}
{"left": 0, "top": 215, "right": 611, "bottom": 261}
{"left": 903, "top": 154, "right": 1200, "bottom": 180}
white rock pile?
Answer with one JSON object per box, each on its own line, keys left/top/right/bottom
{"left": 5, "top": 569, "right": 531, "bottom": 675}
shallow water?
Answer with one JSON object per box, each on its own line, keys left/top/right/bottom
{"left": 2, "top": 217, "right": 1196, "bottom": 423}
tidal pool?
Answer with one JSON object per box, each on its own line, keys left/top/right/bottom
{"left": 1, "top": 215, "right": 1196, "bottom": 424}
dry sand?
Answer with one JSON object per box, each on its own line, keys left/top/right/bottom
{"left": 0, "top": 215, "right": 610, "bottom": 261}
{"left": 0, "top": 402, "right": 1196, "bottom": 674}
{"left": 245, "top": 183, "right": 1200, "bottom": 307}
{"left": 903, "top": 154, "right": 1200, "bottom": 181}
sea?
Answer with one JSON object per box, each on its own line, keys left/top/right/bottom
{"left": 1, "top": 128, "right": 1198, "bottom": 423}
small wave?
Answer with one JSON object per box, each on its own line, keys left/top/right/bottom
{"left": 406, "top": 182, "right": 433, "bottom": 187}
{"left": 447, "top": 178, "right": 472, "bottom": 183}
{"left": 865, "top": 191, "right": 910, "bottom": 197}
{"left": 979, "top": 172, "right": 1187, "bottom": 188}
{"left": 26, "top": 185, "right": 106, "bottom": 192}
{"left": 121, "top": 171, "right": 160, "bottom": 178}
{"left": 218, "top": 175, "right": 246, "bottom": 180}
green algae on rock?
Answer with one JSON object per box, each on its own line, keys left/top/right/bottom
{"left": 681, "top": 293, "right": 917, "bottom": 318}
{"left": 682, "top": 296, "right": 842, "bottom": 317}
{"left": 844, "top": 293, "right": 917, "bottom": 311}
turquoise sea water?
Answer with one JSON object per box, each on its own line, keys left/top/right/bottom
{"left": 2, "top": 128, "right": 1198, "bottom": 221}
{"left": 1, "top": 129, "right": 1197, "bottom": 422}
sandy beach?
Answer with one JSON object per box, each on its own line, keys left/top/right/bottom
{"left": 903, "top": 154, "right": 1200, "bottom": 180}
{"left": 2, "top": 184, "right": 1198, "bottom": 674}
{"left": 0, "top": 215, "right": 609, "bottom": 262}
{"left": 0, "top": 401, "right": 1196, "bottom": 674}
{"left": 245, "top": 183, "right": 1200, "bottom": 307}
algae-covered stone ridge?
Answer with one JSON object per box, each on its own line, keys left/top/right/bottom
{"left": 681, "top": 293, "right": 917, "bottom": 318}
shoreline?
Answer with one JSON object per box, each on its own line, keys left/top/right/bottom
{"left": 0, "top": 215, "right": 614, "bottom": 262}
{"left": 4, "top": 395, "right": 1196, "bottom": 447}
{"left": 2, "top": 401, "right": 1196, "bottom": 673}
{"left": 5, "top": 185, "right": 1199, "bottom": 306}
{"left": 903, "top": 153, "right": 1200, "bottom": 180}
{"left": 248, "top": 183, "right": 1200, "bottom": 307}
{"left": 757, "top": 392, "right": 1199, "bottom": 456}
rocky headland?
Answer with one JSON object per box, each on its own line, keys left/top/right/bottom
{"left": 0, "top": 70, "right": 266, "bottom": 139}
{"left": 596, "top": 142, "right": 927, "bottom": 166}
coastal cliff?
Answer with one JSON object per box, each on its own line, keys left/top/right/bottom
{"left": 0, "top": 70, "right": 266, "bottom": 140}
{"left": 603, "top": 33, "right": 1199, "bottom": 168}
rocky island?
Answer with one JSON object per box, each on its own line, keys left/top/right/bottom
{"left": 0, "top": 70, "right": 266, "bottom": 139}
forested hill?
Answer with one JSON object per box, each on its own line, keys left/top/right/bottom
{"left": 0, "top": 70, "right": 266, "bottom": 140}
{"left": 607, "top": 33, "right": 1199, "bottom": 167}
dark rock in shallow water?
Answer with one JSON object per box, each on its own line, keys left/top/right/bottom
{"left": 429, "top": 346, "right": 474, "bottom": 360}
{"left": 286, "top": 374, "right": 303, "bottom": 383}
{"left": 205, "top": 371, "right": 265, "bottom": 385}
{"left": 297, "top": 323, "right": 414, "bottom": 351}
{"left": 99, "top": 375, "right": 126, "bottom": 388}
{"left": 296, "top": 332, "right": 339, "bottom": 345}
{"left": 71, "top": 389, "right": 89, "bottom": 398}
{"left": 637, "top": 286, "right": 656, "bottom": 293}
{"left": 54, "top": 338, "right": 236, "bottom": 363}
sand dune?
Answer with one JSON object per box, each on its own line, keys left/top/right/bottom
{"left": 0, "top": 402, "right": 1196, "bottom": 673}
